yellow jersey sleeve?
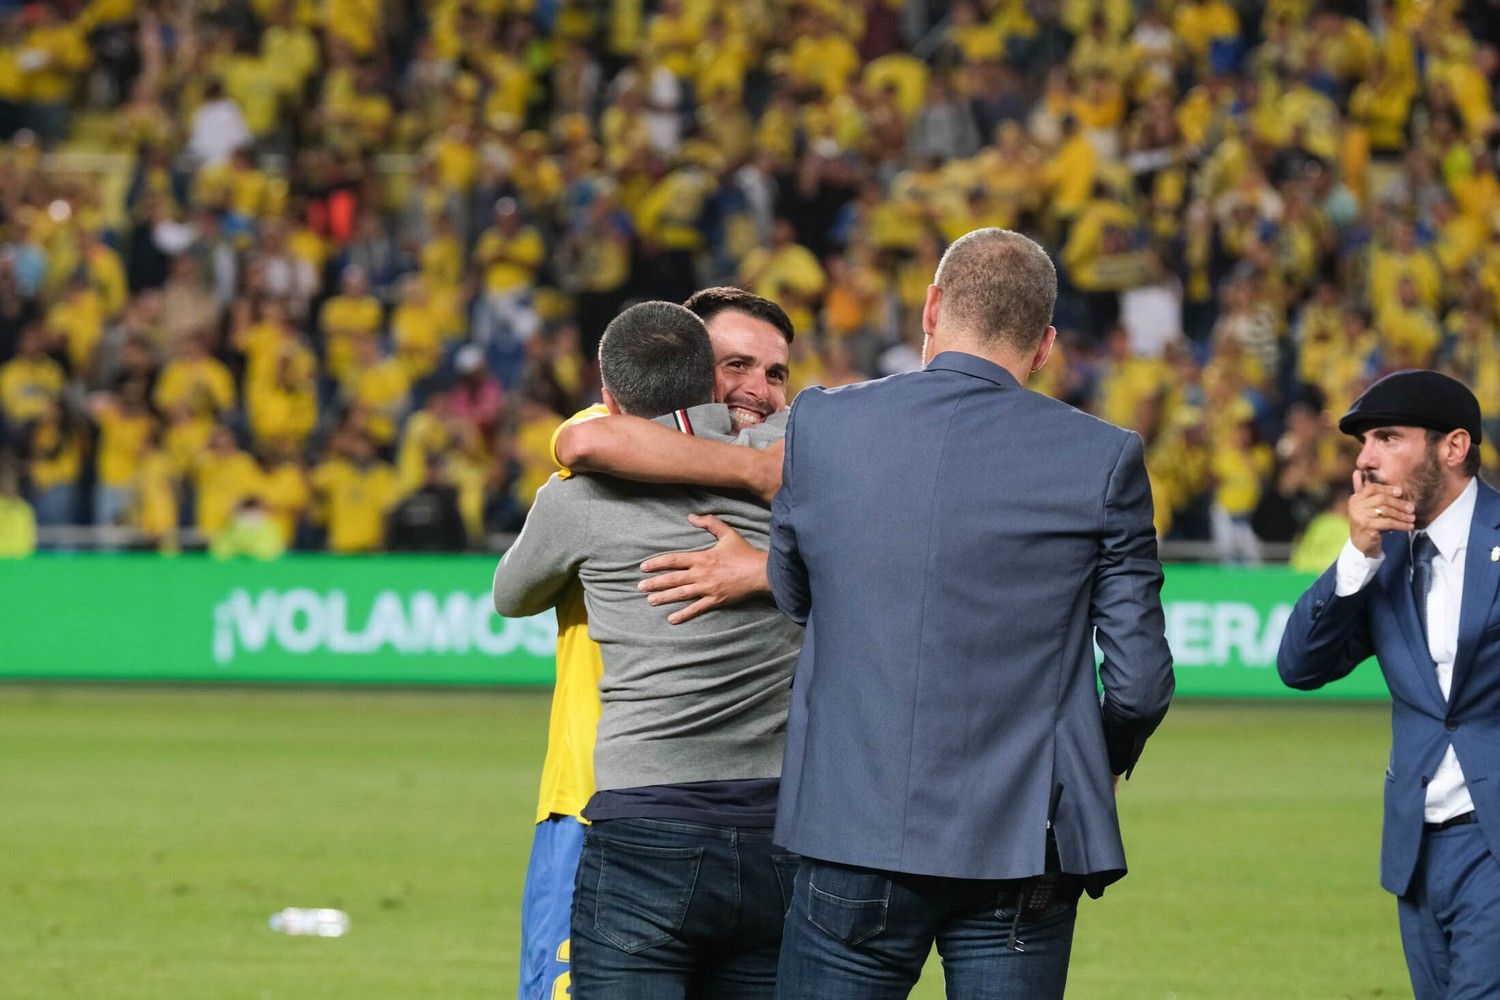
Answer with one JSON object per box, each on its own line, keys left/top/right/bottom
{"left": 533, "top": 404, "right": 609, "bottom": 821}
{"left": 534, "top": 582, "right": 604, "bottom": 823}
{"left": 548, "top": 404, "right": 609, "bottom": 480}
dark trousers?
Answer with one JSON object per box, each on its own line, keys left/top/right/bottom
{"left": 1398, "top": 821, "right": 1500, "bottom": 1000}
{"left": 570, "top": 817, "right": 798, "bottom": 999}
{"left": 777, "top": 858, "right": 1081, "bottom": 1000}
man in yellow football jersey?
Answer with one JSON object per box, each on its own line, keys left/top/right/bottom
{"left": 473, "top": 197, "right": 545, "bottom": 347}
{"left": 87, "top": 387, "right": 156, "bottom": 527}
{"left": 310, "top": 426, "right": 400, "bottom": 553}
{"left": 0, "top": 324, "right": 65, "bottom": 434}
{"left": 194, "top": 424, "right": 264, "bottom": 540}
{"left": 514, "top": 288, "right": 794, "bottom": 1000}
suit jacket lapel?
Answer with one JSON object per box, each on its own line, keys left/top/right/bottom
{"left": 1374, "top": 536, "right": 1446, "bottom": 707}
{"left": 1452, "top": 482, "right": 1500, "bottom": 704}
{"left": 1386, "top": 532, "right": 1449, "bottom": 708}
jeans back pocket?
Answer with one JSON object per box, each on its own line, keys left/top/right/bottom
{"left": 592, "top": 837, "right": 705, "bottom": 954}
{"left": 806, "top": 865, "right": 890, "bottom": 946}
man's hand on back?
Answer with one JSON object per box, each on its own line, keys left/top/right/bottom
{"left": 639, "top": 515, "right": 771, "bottom": 624}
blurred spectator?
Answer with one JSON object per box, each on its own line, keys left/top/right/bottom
{"left": 739, "top": 219, "right": 826, "bottom": 339}
{"left": 0, "top": 459, "right": 35, "bottom": 557}
{"left": 0, "top": 0, "right": 1492, "bottom": 562}
{"left": 0, "top": 323, "right": 63, "bottom": 436}
{"left": 132, "top": 425, "right": 178, "bottom": 552}
{"left": 258, "top": 436, "right": 310, "bottom": 552}
{"left": 154, "top": 330, "right": 234, "bottom": 421}
{"left": 188, "top": 80, "right": 252, "bottom": 166}
{"left": 389, "top": 276, "right": 450, "bottom": 387}
{"left": 160, "top": 257, "right": 222, "bottom": 348}
{"left": 23, "top": 400, "right": 82, "bottom": 526}
{"left": 447, "top": 345, "right": 505, "bottom": 436}
{"left": 209, "top": 495, "right": 285, "bottom": 560}
{"left": 311, "top": 425, "right": 398, "bottom": 554}
{"left": 387, "top": 455, "right": 467, "bottom": 552}
{"left": 17, "top": 5, "right": 89, "bottom": 146}
{"left": 472, "top": 198, "right": 544, "bottom": 349}
{"left": 1210, "top": 417, "right": 1271, "bottom": 564}
{"left": 342, "top": 330, "right": 404, "bottom": 429}
{"left": 194, "top": 423, "right": 262, "bottom": 542}
{"left": 87, "top": 387, "right": 153, "bottom": 527}
{"left": 561, "top": 186, "right": 632, "bottom": 358}
{"left": 1289, "top": 485, "right": 1354, "bottom": 575}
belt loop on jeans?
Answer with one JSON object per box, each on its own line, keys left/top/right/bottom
{"left": 1423, "top": 811, "right": 1477, "bottom": 833}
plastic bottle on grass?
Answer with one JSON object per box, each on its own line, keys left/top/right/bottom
{"left": 268, "top": 908, "right": 350, "bottom": 937}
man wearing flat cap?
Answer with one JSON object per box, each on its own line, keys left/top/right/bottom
{"left": 1279, "top": 369, "right": 1500, "bottom": 999}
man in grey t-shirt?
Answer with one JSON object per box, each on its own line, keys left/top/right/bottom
{"left": 493, "top": 301, "right": 803, "bottom": 997}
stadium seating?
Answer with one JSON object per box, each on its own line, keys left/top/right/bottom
{"left": 0, "top": 0, "right": 1495, "bottom": 558}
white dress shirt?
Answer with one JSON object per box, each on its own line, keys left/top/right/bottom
{"left": 1335, "top": 477, "right": 1478, "bottom": 823}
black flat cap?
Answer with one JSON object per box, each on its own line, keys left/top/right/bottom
{"left": 1338, "top": 369, "right": 1482, "bottom": 445}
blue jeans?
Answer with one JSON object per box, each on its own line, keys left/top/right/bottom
{"left": 570, "top": 817, "right": 798, "bottom": 999}
{"left": 776, "top": 858, "right": 1081, "bottom": 1000}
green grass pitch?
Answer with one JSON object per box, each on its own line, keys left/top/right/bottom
{"left": 0, "top": 687, "right": 1411, "bottom": 999}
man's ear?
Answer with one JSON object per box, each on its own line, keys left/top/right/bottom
{"left": 1444, "top": 428, "right": 1472, "bottom": 470}
{"left": 921, "top": 284, "right": 941, "bottom": 339}
{"left": 920, "top": 284, "right": 942, "bottom": 364}
{"left": 1030, "top": 326, "right": 1058, "bottom": 375}
{"left": 601, "top": 387, "right": 621, "bottom": 415}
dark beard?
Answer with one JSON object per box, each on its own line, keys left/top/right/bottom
{"left": 1409, "top": 445, "right": 1444, "bottom": 528}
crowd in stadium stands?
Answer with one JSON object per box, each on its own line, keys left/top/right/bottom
{"left": 0, "top": 0, "right": 1496, "bottom": 562}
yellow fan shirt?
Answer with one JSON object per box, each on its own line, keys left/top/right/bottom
{"left": 311, "top": 458, "right": 399, "bottom": 553}
{"left": 29, "top": 422, "right": 82, "bottom": 492}
{"left": 351, "top": 359, "right": 411, "bottom": 445}
{"left": 154, "top": 356, "right": 236, "bottom": 418}
{"left": 195, "top": 450, "right": 263, "bottom": 538}
{"left": 319, "top": 294, "right": 383, "bottom": 383}
{"left": 95, "top": 406, "right": 154, "bottom": 488}
{"left": 248, "top": 378, "right": 318, "bottom": 449}
{"left": 260, "top": 462, "right": 310, "bottom": 547}
{"left": 0, "top": 356, "right": 64, "bottom": 425}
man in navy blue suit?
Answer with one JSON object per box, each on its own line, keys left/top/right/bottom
{"left": 1278, "top": 369, "right": 1500, "bottom": 1000}
{"left": 765, "top": 228, "right": 1175, "bottom": 999}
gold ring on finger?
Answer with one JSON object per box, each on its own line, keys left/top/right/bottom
{"left": 1376, "top": 506, "right": 1384, "bottom": 517}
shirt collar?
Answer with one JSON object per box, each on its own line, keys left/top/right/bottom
{"left": 651, "top": 402, "right": 734, "bottom": 439}
{"left": 1416, "top": 477, "right": 1477, "bottom": 562}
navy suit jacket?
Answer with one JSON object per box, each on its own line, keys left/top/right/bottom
{"left": 1278, "top": 479, "right": 1500, "bottom": 896}
{"left": 767, "top": 351, "right": 1175, "bottom": 886}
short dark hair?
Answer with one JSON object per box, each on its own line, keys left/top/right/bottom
{"left": 684, "top": 286, "right": 795, "bottom": 343}
{"left": 933, "top": 228, "right": 1056, "bottom": 353}
{"left": 1426, "top": 428, "right": 1482, "bottom": 478}
{"left": 598, "top": 301, "right": 716, "bottom": 418}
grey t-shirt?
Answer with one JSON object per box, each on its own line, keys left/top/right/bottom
{"left": 492, "top": 404, "right": 802, "bottom": 792}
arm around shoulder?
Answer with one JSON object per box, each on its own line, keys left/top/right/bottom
{"left": 557, "top": 414, "right": 779, "bottom": 499}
